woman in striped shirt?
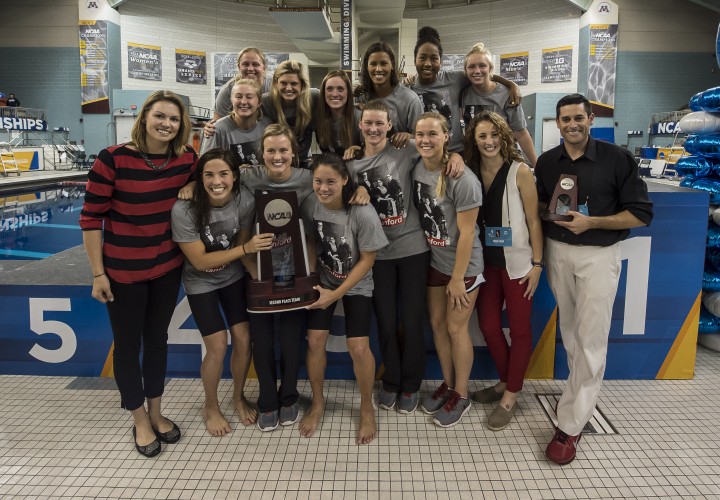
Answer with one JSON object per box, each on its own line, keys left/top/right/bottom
{"left": 81, "top": 90, "right": 197, "bottom": 458}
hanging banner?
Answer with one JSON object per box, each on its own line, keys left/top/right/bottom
{"left": 128, "top": 42, "right": 162, "bottom": 81}
{"left": 499, "top": 51, "right": 529, "bottom": 86}
{"left": 79, "top": 20, "right": 109, "bottom": 114}
{"left": 588, "top": 24, "right": 618, "bottom": 117}
{"left": 175, "top": 49, "right": 206, "bottom": 85}
{"left": 541, "top": 46, "right": 573, "bottom": 83}
{"left": 440, "top": 54, "right": 465, "bottom": 72}
{"left": 340, "top": 0, "right": 352, "bottom": 71}
{"left": 213, "top": 52, "right": 237, "bottom": 98}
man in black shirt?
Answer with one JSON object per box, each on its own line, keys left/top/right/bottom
{"left": 6, "top": 93, "right": 20, "bottom": 107}
{"left": 535, "top": 94, "right": 653, "bottom": 466}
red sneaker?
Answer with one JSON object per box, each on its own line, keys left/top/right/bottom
{"left": 545, "top": 428, "right": 582, "bottom": 465}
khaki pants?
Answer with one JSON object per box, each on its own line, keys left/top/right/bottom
{"left": 545, "top": 238, "right": 621, "bottom": 436}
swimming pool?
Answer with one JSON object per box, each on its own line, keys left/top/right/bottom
{"left": 0, "top": 182, "right": 86, "bottom": 260}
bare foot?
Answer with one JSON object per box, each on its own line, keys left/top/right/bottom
{"left": 233, "top": 396, "right": 258, "bottom": 425}
{"left": 299, "top": 399, "right": 324, "bottom": 438}
{"left": 356, "top": 405, "right": 377, "bottom": 445}
{"left": 203, "top": 406, "right": 232, "bottom": 437}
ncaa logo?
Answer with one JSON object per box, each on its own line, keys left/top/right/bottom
{"left": 560, "top": 178, "right": 575, "bottom": 190}
{"left": 598, "top": 2, "right": 611, "bottom": 13}
{"left": 264, "top": 199, "right": 293, "bottom": 227}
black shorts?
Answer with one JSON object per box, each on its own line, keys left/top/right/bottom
{"left": 186, "top": 276, "right": 249, "bottom": 337}
{"left": 427, "top": 266, "right": 484, "bottom": 293}
{"left": 306, "top": 294, "right": 372, "bottom": 338}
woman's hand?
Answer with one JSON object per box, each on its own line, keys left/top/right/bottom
{"left": 307, "top": 285, "right": 338, "bottom": 310}
{"left": 445, "top": 153, "right": 465, "bottom": 178}
{"left": 91, "top": 274, "right": 114, "bottom": 303}
{"left": 343, "top": 145, "right": 361, "bottom": 161}
{"left": 390, "top": 132, "right": 411, "bottom": 149}
{"left": 178, "top": 181, "right": 196, "bottom": 200}
{"left": 519, "top": 266, "right": 542, "bottom": 299}
{"left": 244, "top": 233, "right": 275, "bottom": 254}
{"left": 508, "top": 85, "right": 522, "bottom": 107}
{"left": 203, "top": 119, "right": 217, "bottom": 138}
{"left": 349, "top": 185, "right": 370, "bottom": 205}
{"left": 446, "top": 277, "right": 471, "bottom": 311}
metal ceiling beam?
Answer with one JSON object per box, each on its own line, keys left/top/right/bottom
{"left": 560, "top": 0, "right": 593, "bottom": 12}
{"left": 688, "top": 0, "right": 720, "bottom": 13}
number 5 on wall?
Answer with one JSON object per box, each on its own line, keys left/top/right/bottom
{"left": 28, "top": 298, "right": 77, "bottom": 363}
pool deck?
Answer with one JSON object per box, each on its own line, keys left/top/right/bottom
{"left": 0, "top": 169, "right": 87, "bottom": 191}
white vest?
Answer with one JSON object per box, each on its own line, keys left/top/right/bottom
{"left": 501, "top": 161, "right": 533, "bottom": 279}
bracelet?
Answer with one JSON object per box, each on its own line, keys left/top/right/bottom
{"left": 93, "top": 273, "right": 105, "bottom": 278}
{"left": 242, "top": 243, "right": 247, "bottom": 255}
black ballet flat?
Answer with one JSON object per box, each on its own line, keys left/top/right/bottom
{"left": 132, "top": 425, "right": 161, "bottom": 458}
{"left": 153, "top": 420, "right": 181, "bottom": 444}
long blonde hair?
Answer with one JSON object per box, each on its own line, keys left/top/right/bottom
{"left": 269, "top": 60, "right": 313, "bottom": 138}
{"left": 130, "top": 90, "right": 190, "bottom": 156}
{"left": 416, "top": 111, "right": 451, "bottom": 199}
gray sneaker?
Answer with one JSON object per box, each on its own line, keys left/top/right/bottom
{"left": 433, "top": 391, "right": 472, "bottom": 428}
{"left": 257, "top": 410, "right": 279, "bottom": 432}
{"left": 378, "top": 388, "right": 398, "bottom": 410}
{"left": 397, "top": 392, "right": 419, "bottom": 414}
{"left": 279, "top": 403, "right": 300, "bottom": 426}
{"left": 421, "top": 382, "right": 451, "bottom": 415}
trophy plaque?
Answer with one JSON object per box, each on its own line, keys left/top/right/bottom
{"left": 542, "top": 174, "right": 578, "bottom": 222}
{"left": 247, "top": 190, "right": 319, "bottom": 313}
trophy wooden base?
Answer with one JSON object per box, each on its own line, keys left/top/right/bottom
{"left": 247, "top": 274, "right": 320, "bottom": 313}
{"left": 542, "top": 211, "right": 573, "bottom": 222}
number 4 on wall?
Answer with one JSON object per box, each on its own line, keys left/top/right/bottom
{"left": 28, "top": 298, "right": 77, "bottom": 363}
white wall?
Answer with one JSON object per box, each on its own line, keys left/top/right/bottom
{"left": 118, "top": 0, "right": 297, "bottom": 111}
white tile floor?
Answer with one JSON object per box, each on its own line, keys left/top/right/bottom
{"left": 1, "top": 348, "right": 720, "bottom": 499}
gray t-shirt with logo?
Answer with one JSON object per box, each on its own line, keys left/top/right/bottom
{"left": 356, "top": 84, "right": 423, "bottom": 135}
{"left": 412, "top": 164, "right": 484, "bottom": 277}
{"left": 200, "top": 115, "right": 272, "bottom": 165}
{"left": 171, "top": 188, "right": 255, "bottom": 295}
{"left": 460, "top": 83, "right": 527, "bottom": 132}
{"left": 347, "top": 142, "right": 428, "bottom": 260}
{"left": 239, "top": 165, "right": 314, "bottom": 280}
{"left": 302, "top": 197, "right": 388, "bottom": 297}
{"left": 408, "top": 70, "right": 467, "bottom": 152}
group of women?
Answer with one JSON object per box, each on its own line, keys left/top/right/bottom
{"left": 81, "top": 27, "right": 542, "bottom": 457}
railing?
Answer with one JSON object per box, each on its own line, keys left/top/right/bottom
{"left": 0, "top": 106, "right": 47, "bottom": 121}
{"left": 650, "top": 110, "right": 690, "bottom": 124}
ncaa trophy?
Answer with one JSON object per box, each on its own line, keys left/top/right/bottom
{"left": 247, "top": 190, "right": 319, "bottom": 312}
{"left": 542, "top": 173, "right": 578, "bottom": 222}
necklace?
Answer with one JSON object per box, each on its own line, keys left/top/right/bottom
{"left": 138, "top": 150, "right": 172, "bottom": 170}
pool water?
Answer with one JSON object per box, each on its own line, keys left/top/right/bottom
{"left": 0, "top": 183, "right": 86, "bottom": 260}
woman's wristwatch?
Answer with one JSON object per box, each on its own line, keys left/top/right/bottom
{"left": 532, "top": 260, "right": 544, "bottom": 268}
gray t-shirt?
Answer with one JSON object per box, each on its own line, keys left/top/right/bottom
{"left": 408, "top": 70, "right": 467, "bottom": 152}
{"left": 200, "top": 115, "right": 272, "bottom": 165}
{"left": 356, "top": 84, "right": 423, "bottom": 134}
{"left": 321, "top": 108, "right": 362, "bottom": 155}
{"left": 302, "top": 197, "right": 388, "bottom": 297}
{"left": 239, "top": 165, "right": 314, "bottom": 280}
{"left": 412, "top": 164, "right": 484, "bottom": 277}
{"left": 214, "top": 77, "right": 272, "bottom": 117}
{"left": 171, "top": 188, "right": 255, "bottom": 295}
{"left": 347, "top": 142, "right": 427, "bottom": 260}
{"left": 461, "top": 83, "right": 527, "bottom": 132}
{"left": 261, "top": 88, "right": 320, "bottom": 167}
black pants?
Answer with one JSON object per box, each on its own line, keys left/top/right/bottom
{"left": 249, "top": 309, "right": 305, "bottom": 413}
{"left": 106, "top": 267, "right": 182, "bottom": 411}
{"left": 373, "top": 251, "right": 429, "bottom": 393}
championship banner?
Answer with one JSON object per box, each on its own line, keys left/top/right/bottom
{"left": 340, "top": 0, "right": 352, "bottom": 71}
{"left": 79, "top": 20, "right": 109, "bottom": 114}
{"left": 500, "top": 51, "right": 529, "bottom": 86}
{"left": 175, "top": 49, "right": 206, "bottom": 85}
{"left": 128, "top": 42, "right": 162, "bottom": 81}
{"left": 213, "top": 52, "right": 237, "bottom": 98}
{"left": 441, "top": 54, "right": 465, "bottom": 72}
{"left": 541, "top": 46, "right": 573, "bottom": 83}
{"left": 588, "top": 24, "right": 618, "bottom": 117}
